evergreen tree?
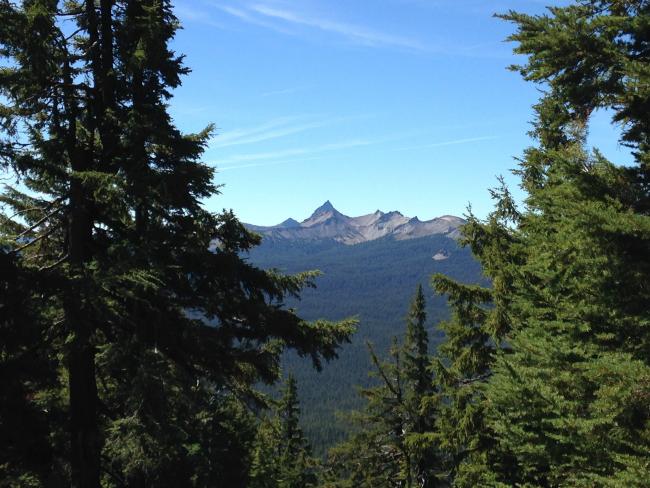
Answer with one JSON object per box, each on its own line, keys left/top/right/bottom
{"left": 483, "top": 105, "right": 650, "bottom": 488}
{"left": 412, "top": 181, "right": 517, "bottom": 487}
{"left": 324, "top": 340, "right": 408, "bottom": 488}
{"left": 417, "top": 3, "right": 650, "bottom": 486}
{"left": 250, "top": 375, "right": 318, "bottom": 488}
{"left": 250, "top": 418, "right": 282, "bottom": 488}
{"left": 402, "top": 285, "right": 441, "bottom": 488}
{"left": 326, "top": 286, "right": 443, "bottom": 488}
{"left": 484, "top": 2, "right": 650, "bottom": 485}
{"left": 428, "top": 272, "right": 502, "bottom": 487}
{"left": 422, "top": 2, "right": 650, "bottom": 486}
{"left": 277, "top": 376, "right": 317, "bottom": 487}
{"left": 0, "top": 1, "right": 354, "bottom": 486}
{"left": 403, "top": 285, "right": 430, "bottom": 404}
{"left": 0, "top": 252, "right": 67, "bottom": 485}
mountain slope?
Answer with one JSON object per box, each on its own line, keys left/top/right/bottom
{"left": 245, "top": 204, "right": 485, "bottom": 454}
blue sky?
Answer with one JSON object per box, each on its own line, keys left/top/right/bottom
{"left": 169, "top": 0, "right": 632, "bottom": 225}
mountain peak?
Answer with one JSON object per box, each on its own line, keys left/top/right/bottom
{"left": 312, "top": 200, "right": 336, "bottom": 215}
{"left": 300, "top": 200, "right": 349, "bottom": 228}
{"left": 277, "top": 218, "right": 300, "bottom": 228}
{"left": 246, "top": 204, "right": 465, "bottom": 245}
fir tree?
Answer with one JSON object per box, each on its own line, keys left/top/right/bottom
{"left": 0, "top": 1, "right": 354, "bottom": 486}
{"left": 402, "top": 285, "right": 441, "bottom": 488}
{"left": 326, "top": 286, "right": 443, "bottom": 488}
{"left": 417, "top": 180, "right": 517, "bottom": 487}
{"left": 422, "top": 2, "right": 650, "bottom": 486}
{"left": 250, "top": 375, "right": 318, "bottom": 488}
{"left": 325, "top": 339, "right": 408, "bottom": 488}
{"left": 417, "top": 4, "right": 650, "bottom": 486}
{"left": 428, "top": 272, "right": 501, "bottom": 487}
{"left": 477, "top": 2, "right": 650, "bottom": 485}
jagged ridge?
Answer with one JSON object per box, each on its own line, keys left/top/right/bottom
{"left": 246, "top": 201, "right": 465, "bottom": 245}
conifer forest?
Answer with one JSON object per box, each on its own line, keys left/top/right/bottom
{"left": 1, "top": 1, "right": 649, "bottom": 487}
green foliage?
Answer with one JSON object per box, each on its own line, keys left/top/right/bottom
{"left": 0, "top": 1, "right": 353, "bottom": 486}
{"left": 481, "top": 134, "right": 650, "bottom": 486}
{"left": 327, "top": 3, "right": 650, "bottom": 487}
{"left": 479, "top": 2, "right": 650, "bottom": 485}
{"left": 324, "top": 286, "right": 444, "bottom": 487}
{"left": 0, "top": 253, "right": 68, "bottom": 486}
{"left": 420, "top": 2, "right": 650, "bottom": 486}
{"left": 250, "top": 376, "right": 319, "bottom": 488}
{"left": 428, "top": 274, "right": 498, "bottom": 487}
{"left": 249, "top": 234, "right": 484, "bottom": 453}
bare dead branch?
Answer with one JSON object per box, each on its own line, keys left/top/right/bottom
{"left": 10, "top": 224, "right": 59, "bottom": 254}
{"left": 39, "top": 253, "right": 68, "bottom": 271}
{"left": 457, "top": 372, "right": 492, "bottom": 387}
{"left": 15, "top": 204, "right": 64, "bottom": 239}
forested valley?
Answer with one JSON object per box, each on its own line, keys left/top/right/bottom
{"left": 1, "top": 1, "right": 649, "bottom": 487}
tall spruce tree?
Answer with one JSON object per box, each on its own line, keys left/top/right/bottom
{"left": 0, "top": 1, "right": 354, "bottom": 486}
{"left": 249, "top": 375, "right": 318, "bottom": 488}
{"left": 325, "top": 339, "right": 410, "bottom": 488}
{"left": 277, "top": 376, "right": 317, "bottom": 488}
{"left": 428, "top": 275, "right": 495, "bottom": 488}
{"left": 402, "top": 285, "right": 441, "bottom": 488}
{"left": 326, "top": 286, "right": 442, "bottom": 488}
{"left": 422, "top": 2, "right": 650, "bottom": 486}
{"left": 476, "top": 2, "right": 650, "bottom": 485}
{"left": 419, "top": 3, "right": 650, "bottom": 486}
{"left": 419, "top": 180, "right": 517, "bottom": 487}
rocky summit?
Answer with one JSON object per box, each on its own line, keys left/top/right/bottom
{"left": 246, "top": 201, "right": 465, "bottom": 245}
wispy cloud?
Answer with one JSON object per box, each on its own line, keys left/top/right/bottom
{"left": 247, "top": 4, "right": 434, "bottom": 51}
{"left": 214, "top": 4, "right": 296, "bottom": 34}
{"left": 216, "top": 139, "right": 375, "bottom": 166}
{"left": 218, "top": 155, "right": 325, "bottom": 171}
{"left": 211, "top": 116, "right": 318, "bottom": 148}
{"left": 396, "top": 135, "right": 500, "bottom": 151}
{"left": 203, "top": 1, "right": 436, "bottom": 52}
{"left": 174, "top": 3, "right": 228, "bottom": 29}
{"left": 211, "top": 113, "right": 377, "bottom": 149}
{"left": 216, "top": 133, "right": 501, "bottom": 171}
{"left": 182, "top": 1, "right": 514, "bottom": 57}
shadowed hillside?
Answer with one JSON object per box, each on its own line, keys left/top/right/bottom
{"left": 248, "top": 230, "right": 485, "bottom": 453}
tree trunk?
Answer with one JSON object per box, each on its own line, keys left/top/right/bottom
{"left": 67, "top": 288, "right": 100, "bottom": 488}
{"left": 67, "top": 153, "right": 99, "bottom": 488}
{"left": 66, "top": 128, "right": 100, "bottom": 488}
{"left": 65, "top": 2, "right": 104, "bottom": 485}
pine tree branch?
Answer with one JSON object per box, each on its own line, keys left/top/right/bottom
{"left": 367, "top": 341, "right": 401, "bottom": 398}
{"left": 456, "top": 372, "right": 492, "bottom": 387}
{"left": 10, "top": 224, "right": 59, "bottom": 254}
{"left": 65, "top": 28, "right": 84, "bottom": 41}
{"left": 14, "top": 203, "right": 63, "bottom": 239}
{"left": 39, "top": 253, "right": 68, "bottom": 271}
{"left": 2, "top": 197, "right": 63, "bottom": 224}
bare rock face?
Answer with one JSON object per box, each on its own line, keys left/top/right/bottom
{"left": 246, "top": 201, "right": 465, "bottom": 245}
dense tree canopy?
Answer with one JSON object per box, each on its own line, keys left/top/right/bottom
{"left": 325, "top": 286, "right": 443, "bottom": 488}
{"left": 0, "top": 1, "right": 353, "bottom": 486}
{"left": 2, "top": 0, "right": 650, "bottom": 487}
{"left": 423, "top": 1, "right": 650, "bottom": 486}
{"left": 327, "top": 1, "right": 650, "bottom": 487}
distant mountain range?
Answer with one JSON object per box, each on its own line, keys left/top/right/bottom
{"left": 246, "top": 201, "right": 465, "bottom": 245}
